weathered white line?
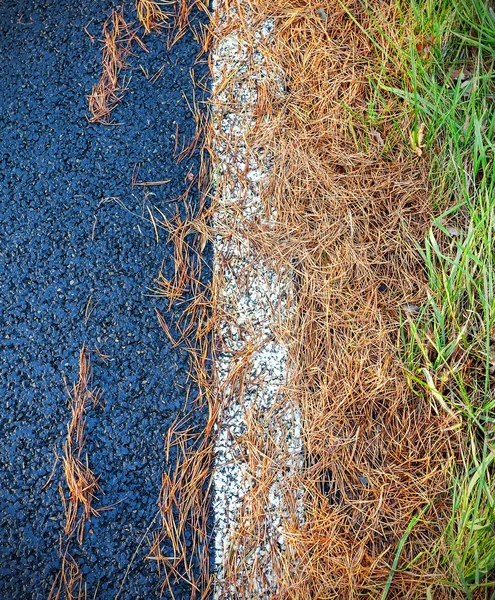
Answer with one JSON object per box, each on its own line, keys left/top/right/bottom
{"left": 211, "top": 2, "right": 301, "bottom": 596}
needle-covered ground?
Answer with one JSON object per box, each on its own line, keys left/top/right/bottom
{"left": 170, "top": 1, "right": 495, "bottom": 598}
{"left": 0, "top": 1, "right": 209, "bottom": 598}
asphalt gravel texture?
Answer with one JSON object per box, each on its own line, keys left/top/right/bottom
{"left": 0, "top": 1, "right": 210, "bottom": 598}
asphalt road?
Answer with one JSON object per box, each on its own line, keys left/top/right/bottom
{"left": 0, "top": 1, "right": 209, "bottom": 597}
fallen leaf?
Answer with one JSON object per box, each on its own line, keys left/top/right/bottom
{"left": 439, "top": 218, "right": 461, "bottom": 237}
{"left": 450, "top": 67, "right": 472, "bottom": 83}
{"left": 446, "top": 225, "right": 460, "bottom": 236}
{"left": 416, "top": 35, "right": 436, "bottom": 60}
{"left": 410, "top": 122, "right": 426, "bottom": 156}
{"left": 402, "top": 303, "right": 420, "bottom": 314}
{"left": 370, "top": 129, "right": 384, "bottom": 147}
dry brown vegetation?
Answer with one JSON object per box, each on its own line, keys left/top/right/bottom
{"left": 148, "top": 209, "right": 215, "bottom": 599}
{"left": 87, "top": 8, "right": 145, "bottom": 124}
{"left": 88, "top": 2, "right": 205, "bottom": 123}
{"left": 228, "top": 3, "right": 458, "bottom": 596}
{"left": 136, "top": 0, "right": 168, "bottom": 33}
{"left": 62, "top": 346, "right": 102, "bottom": 544}
{"left": 48, "top": 551, "right": 85, "bottom": 600}
{"left": 49, "top": 346, "right": 102, "bottom": 600}
{"left": 151, "top": 0, "right": 468, "bottom": 598}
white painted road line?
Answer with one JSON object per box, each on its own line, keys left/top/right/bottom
{"left": 210, "top": 2, "right": 301, "bottom": 596}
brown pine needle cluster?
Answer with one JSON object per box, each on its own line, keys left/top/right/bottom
{"left": 49, "top": 346, "right": 102, "bottom": 600}
{"left": 48, "top": 551, "right": 85, "bottom": 600}
{"left": 136, "top": 0, "right": 169, "bottom": 34}
{"left": 62, "top": 345, "right": 102, "bottom": 544}
{"left": 87, "top": 8, "right": 145, "bottom": 124}
{"left": 147, "top": 201, "right": 214, "bottom": 598}
{"left": 88, "top": 1, "right": 194, "bottom": 124}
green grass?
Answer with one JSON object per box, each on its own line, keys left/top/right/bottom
{"left": 342, "top": 0, "right": 495, "bottom": 593}
{"left": 394, "top": 0, "right": 495, "bottom": 595}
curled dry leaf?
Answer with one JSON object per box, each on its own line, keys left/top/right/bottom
{"left": 449, "top": 67, "right": 473, "bottom": 84}
{"left": 410, "top": 122, "right": 426, "bottom": 156}
{"left": 439, "top": 217, "right": 461, "bottom": 237}
{"left": 446, "top": 225, "right": 460, "bottom": 236}
{"left": 370, "top": 129, "right": 384, "bottom": 147}
{"left": 402, "top": 303, "right": 421, "bottom": 314}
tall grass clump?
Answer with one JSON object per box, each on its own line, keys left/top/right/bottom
{"left": 397, "top": 0, "right": 495, "bottom": 596}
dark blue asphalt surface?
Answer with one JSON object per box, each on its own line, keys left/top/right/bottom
{"left": 0, "top": 1, "right": 209, "bottom": 598}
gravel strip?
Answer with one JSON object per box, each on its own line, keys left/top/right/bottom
{"left": 210, "top": 3, "right": 301, "bottom": 596}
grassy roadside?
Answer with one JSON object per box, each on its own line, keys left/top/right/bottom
{"left": 396, "top": 0, "right": 495, "bottom": 596}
